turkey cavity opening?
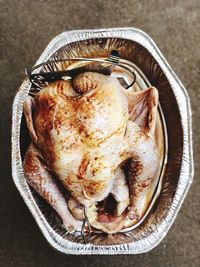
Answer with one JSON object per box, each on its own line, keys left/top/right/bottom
{"left": 96, "top": 194, "right": 121, "bottom": 223}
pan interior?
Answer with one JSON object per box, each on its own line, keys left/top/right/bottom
{"left": 20, "top": 37, "right": 183, "bottom": 246}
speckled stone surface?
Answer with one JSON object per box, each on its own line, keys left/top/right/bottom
{"left": 0, "top": 0, "right": 199, "bottom": 266}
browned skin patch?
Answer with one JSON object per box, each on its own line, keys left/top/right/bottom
{"left": 23, "top": 148, "right": 40, "bottom": 174}
{"left": 78, "top": 157, "right": 89, "bottom": 179}
{"left": 128, "top": 157, "right": 144, "bottom": 181}
{"left": 128, "top": 156, "right": 153, "bottom": 211}
{"left": 63, "top": 175, "right": 106, "bottom": 199}
{"left": 82, "top": 179, "right": 106, "bottom": 198}
{"left": 119, "top": 150, "right": 131, "bottom": 162}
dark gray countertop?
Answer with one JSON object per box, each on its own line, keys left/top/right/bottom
{"left": 0, "top": 0, "right": 199, "bottom": 266}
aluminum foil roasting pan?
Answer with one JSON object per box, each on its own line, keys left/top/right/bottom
{"left": 12, "top": 28, "right": 193, "bottom": 254}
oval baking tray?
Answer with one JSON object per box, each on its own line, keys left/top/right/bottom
{"left": 12, "top": 28, "right": 193, "bottom": 254}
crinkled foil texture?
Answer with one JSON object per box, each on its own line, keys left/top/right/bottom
{"left": 12, "top": 28, "right": 193, "bottom": 254}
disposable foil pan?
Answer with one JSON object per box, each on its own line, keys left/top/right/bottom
{"left": 12, "top": 28, "right": 193, "bottom": 254}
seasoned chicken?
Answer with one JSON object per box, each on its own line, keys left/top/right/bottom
{"left": 23, "top": 70, "right": 159, "bottom": 234}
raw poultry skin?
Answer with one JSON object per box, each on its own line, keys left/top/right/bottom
{"left": 23, "top": 71, "right": 159, "bottom": 234}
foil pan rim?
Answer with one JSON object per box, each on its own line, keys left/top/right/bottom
{"left": 12, "top": 27, "right": 193, "bottom": 254}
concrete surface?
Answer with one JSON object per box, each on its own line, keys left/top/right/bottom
{"left": 0, "top": 0, "right": 199, "bottom": 266}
